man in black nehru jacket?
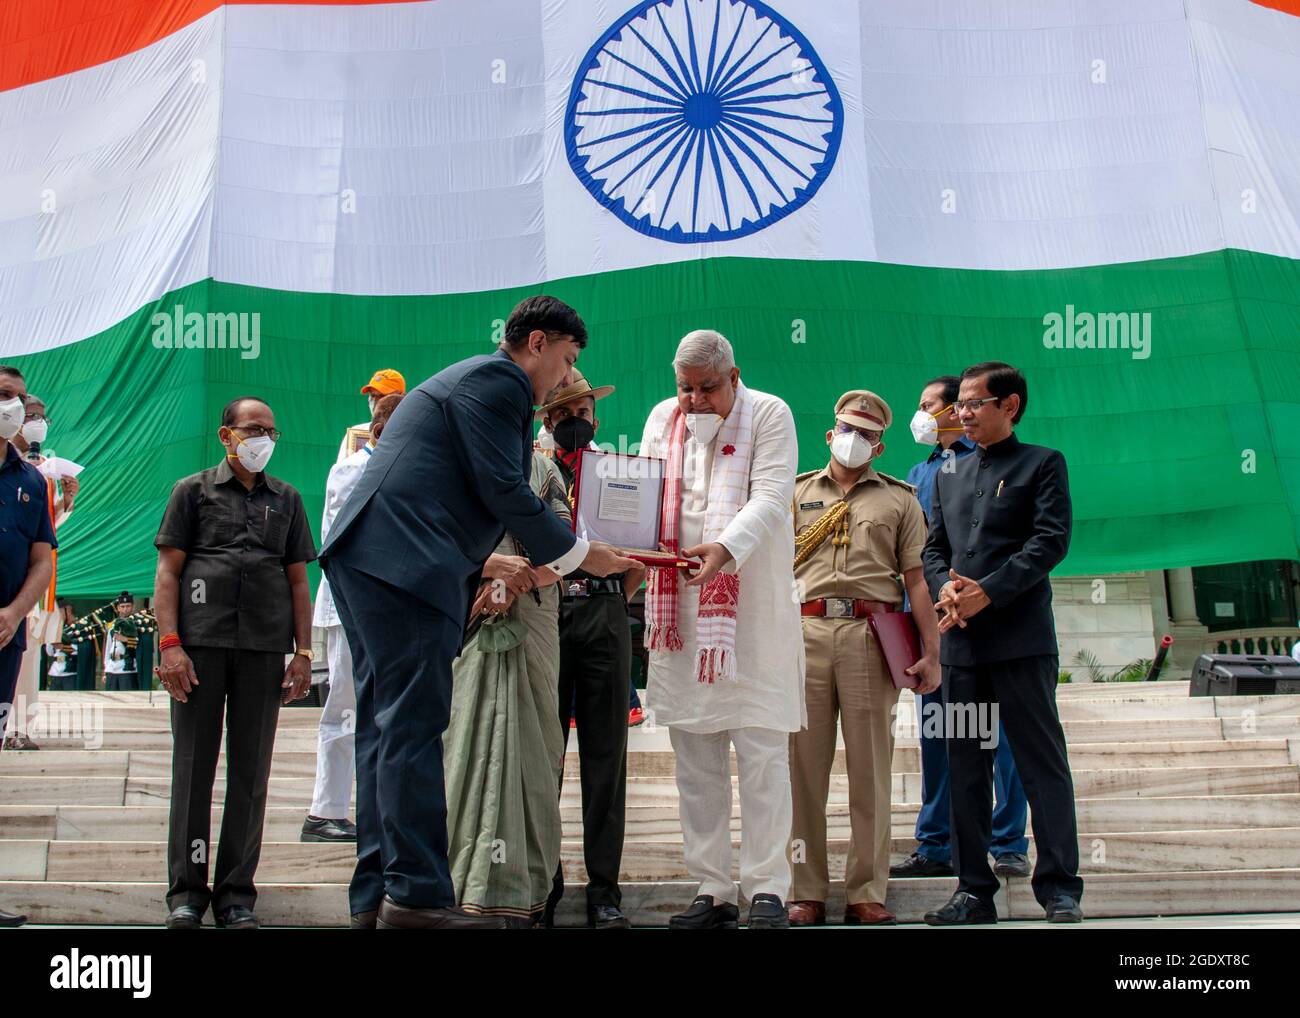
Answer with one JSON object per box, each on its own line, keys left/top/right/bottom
{"left": 921, "top": 361, "right": 1083, "bottom": 926}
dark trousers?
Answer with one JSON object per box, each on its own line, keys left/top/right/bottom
{"left": 106, "top": 670, "right": 140, "bottom": 691}
{"left": 915, "top": 690, "right": 1028, "bottom": 862}
{"left": 549, "top": 593, "right": 630, "bottom": 910}
{"left": 326, "top": 560, "right": 459, "bottom": 913}
{"left": 943, "top": 655, "right": 1083, "bottom": 908}
{"left": 0, "top": 641, "right": 22, "bottom": 739}
{"left": 76, "top": 648, "right": 97, "bottom": 691}
{"left": 166, "top": 646, "right": 283, "bottom": 914}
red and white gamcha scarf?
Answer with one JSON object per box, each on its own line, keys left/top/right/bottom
{"left": 645, "top": 382, "right": 755, "bottom": 683}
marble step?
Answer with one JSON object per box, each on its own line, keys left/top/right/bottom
{"left": 26, "top": 713, "right": 1300, "bottom": 752}
{"left": 5, "top": 793, "right": 1300, "bottom": 847}
{"left": 7, "top": 826, "right": 1299, "bottom": 883}
{"left": 31, "top": 681, "right": 1201, "bottom": 703}
{"left": 3, "top": 762, "right": 1298, "bottom": 814}
{"left": 4, "top": 869, "right": 1299, "bottom": 926}
{"left": 5, "top": 739, "right": 1295, "bottom": 782}
{"left": 7, "top": 794, "right": 1299, "bottom": 845}
{"left": 26, "top": 693, "right": 1300, "bottom": 734}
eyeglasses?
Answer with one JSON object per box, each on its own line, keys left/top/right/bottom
{"left": 835, "top": 423, "right": 880, "bottom": 441}
{"left": 24, "top": 412, "right": 47, "bottom": 423}
{"left": 952, "top": 397, "right": 1001, "bottom": 413}
{"left": 232, "top": 426, "right": 282, "bottom": 441}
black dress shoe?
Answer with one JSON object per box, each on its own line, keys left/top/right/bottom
{"left": 350, "top": 910, "right": 377, "bottom": 929}
{"left": 1046, "top": 895, "right": 1083, "bottom": 923}
{"left": 588, "top": 904, "right": 631, "bottom": 929}
{"left": 215, "top": 905, "right": 259, "bottom": 929}
{"left": 993, "top": 852, "right": 1031, "bottom": 878}
{"left": 668, "top": 895, "right": 740, "bottom": 930}
{"left": 164, "top": 905, "right": 203, "bottom": 929}
{"left": 0, "top": 906, "right": 28, "bottom": 928}
{"left": 376, "top": 895, "right": 509, "bottom": 929}
{"left": 301, "top": 816, "right": 358, "bottom": 842}
{"left": 746, "top": 893, "right": 790, "bottom": 930}
{"left": 890, "top": 852, "right": 955, "bottom": 878}
{"left": 924, "top": 891, "right": 998, "bottom": 926}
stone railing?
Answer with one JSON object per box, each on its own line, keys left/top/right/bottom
{"left": 1201, "top": 628, "right": 1298, "bottom": 657}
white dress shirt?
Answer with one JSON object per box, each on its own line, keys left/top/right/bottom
{"left": 313, "top": 446, "right": 373, "bottom": 628}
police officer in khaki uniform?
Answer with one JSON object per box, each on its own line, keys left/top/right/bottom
{"left": 787, "top": 390, "right": 942, "bottom": 926}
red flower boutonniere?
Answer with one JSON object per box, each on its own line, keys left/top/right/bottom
{"left": 722, "top": 444, "right": 736, "bottom": 456}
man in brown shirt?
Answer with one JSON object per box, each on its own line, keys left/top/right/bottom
{"left": 787, "top": 390, "right": 941, "bottom": 926}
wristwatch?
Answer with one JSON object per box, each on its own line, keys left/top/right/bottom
{"left": 295, "top": 648, "right": 315, "bottom": 662}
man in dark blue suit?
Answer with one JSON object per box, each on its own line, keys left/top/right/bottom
{"left": 319, "top": 296, "right": 636, "bottom": 929}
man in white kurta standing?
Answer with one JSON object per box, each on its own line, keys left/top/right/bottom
{"left": 7, "top": 394, "right": 76, "bottom": 750}
{"left": 639, "top": 330, "right": 805, "bottom": 930}
{"left": 304, "top": 393, "right": 403, "bottom": 843}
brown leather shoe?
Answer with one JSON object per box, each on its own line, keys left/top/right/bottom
{"left": 350, "top": 910, "right": 377, "bottom": 929}
{"left": 844, "top": 902, "right": 897, "bottom": 925}
{"left": 787, "top": 900, "right": 826, "bottom": 926}
{"left": 376, "top": 895, "right": 509, "bottom": 929}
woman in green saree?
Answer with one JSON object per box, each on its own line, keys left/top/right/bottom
{"left": 443, "top": 452, "right": 570, "bottom": 926}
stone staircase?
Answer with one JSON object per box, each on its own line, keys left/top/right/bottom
{"left": 2, "top": 682, "right": 1298, "bottom": 925}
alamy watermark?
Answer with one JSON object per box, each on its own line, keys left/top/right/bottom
{"left": 1042, "top": 304, "right": 1151, "bottom": 361}
{"left": 50, "top": 950, "right": 151, "bottom": 997}
{"left": 894, "top": 697, "right": 1000, "bottom": 749}
{"left": 150, "top": 303, "right": 261, "bottom": 360}
{"left": 1, "top": 697, "right": 104, "bottom": 749}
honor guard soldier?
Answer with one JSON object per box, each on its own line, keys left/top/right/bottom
{"left": 46, "top": 601, "right": 80, "bottom": 692}
{"left": 63, "top": 593, "right": 158, "bottom": 691}
{"left": 787, "top": 390, "right": 941, "bottom": 927}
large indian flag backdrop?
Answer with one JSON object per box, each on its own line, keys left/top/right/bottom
{"left": 2, "top": 0, "right": 1299, "bottom": 595}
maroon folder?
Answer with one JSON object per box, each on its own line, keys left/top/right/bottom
{"left": 867, "top": 610, "right": 923, "bottom": 690}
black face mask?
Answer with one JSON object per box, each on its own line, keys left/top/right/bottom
{"left": 552, "top": 416, "right": 595, "bottom": 453}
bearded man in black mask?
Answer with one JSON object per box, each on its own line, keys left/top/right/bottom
{"left": 539, "top": 370, "right": 644, "bottom": 929}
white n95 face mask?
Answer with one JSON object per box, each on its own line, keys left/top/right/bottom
{"left": 831, "top": 430, "right": 875, "bottom": 469}
{"left": 910, "top": 409, "right": 939, "bottom": 445}
{"left": 21, "top": 419, "right": 48, "bottom": 444}
{"left": 234, "top": 435, "right": 276, "bottom": 473}
{"left": 0, "top": 397, "right": 23, "bottom": 440}
{"left": 686, "top": 413, "right": 723, "bottom": 445}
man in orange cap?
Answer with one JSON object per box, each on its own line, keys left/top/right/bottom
{"left": 337, "top": 369, "right": 406, "bottom": 463}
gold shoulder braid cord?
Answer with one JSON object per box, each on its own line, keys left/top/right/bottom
{"left": 793, "top": 499, "right": 850, "bottom": 569}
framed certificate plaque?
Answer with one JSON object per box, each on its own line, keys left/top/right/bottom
{"left": 572, "top": 449, "right": 697, "bottom": 569}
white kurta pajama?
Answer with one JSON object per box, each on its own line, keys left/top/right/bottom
{"left": 13, "top": 501, "right": 71, "bottom": 737}
{"left": 310, "top": 446, "right": 370, "bottom": 819}
{"left": 640, "top": 386, "right": 805, "bottom": 904}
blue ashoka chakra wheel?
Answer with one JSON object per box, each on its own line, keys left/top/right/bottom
{"left": 565, "top": 0, "right": 843, "bottom": 244}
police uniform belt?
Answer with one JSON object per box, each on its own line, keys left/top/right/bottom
{"left": 800, "top": 598, "right": 899, "bottom": 619}
{"left": 564, "top": 577, "right": 623, "bottom": 599}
